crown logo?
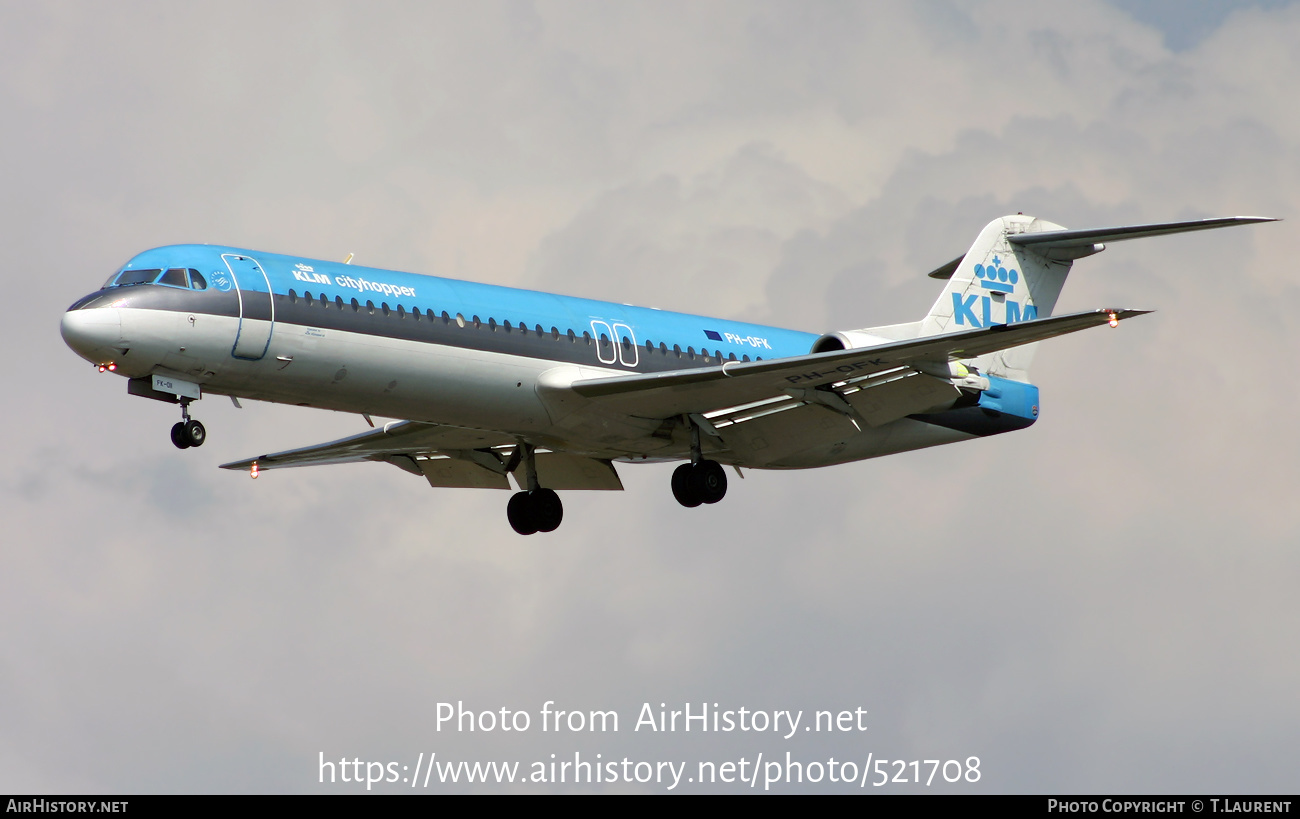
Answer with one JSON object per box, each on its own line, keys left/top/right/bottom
{"left": 974, "top": 256, "right": 1017, "bottom": 293}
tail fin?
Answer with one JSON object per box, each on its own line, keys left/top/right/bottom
{"left": 918, "top": 214, "right": 1072, "bottom": 380}
{"left": 916, "top": 214, "right": 1275, "bottom": 380}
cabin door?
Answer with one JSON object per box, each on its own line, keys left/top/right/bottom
{"left": 222, "top": 254, "right": 275, "bottom": 360}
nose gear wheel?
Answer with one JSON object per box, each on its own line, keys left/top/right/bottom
{"left": 169, "top": 398, "right": 206, "bottom": 449}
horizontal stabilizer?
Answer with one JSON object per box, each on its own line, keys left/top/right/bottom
{"left": 1007, "top": 216, "right": 1277, "bottom": 250}
{"left": 927, "top": 216, "right": 1275, "bottom": 278}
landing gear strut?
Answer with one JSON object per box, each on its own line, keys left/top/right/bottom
{"left": 170, "top": 398, "right": 206, "bottom": 450}
{"left": 672, "top": 415, "right": 727, "bottom": 507}
{"left": 506, "top": 442, "right": 564, "bottom": 535}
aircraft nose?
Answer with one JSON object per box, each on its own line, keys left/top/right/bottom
{"left": 61, "top": 304, "right": 122, "bottom": 363}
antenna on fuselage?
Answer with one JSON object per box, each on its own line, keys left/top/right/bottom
{"left": 343, "top": 253, "right": 354, "bottom": 265}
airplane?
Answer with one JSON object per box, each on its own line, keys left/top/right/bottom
{"left": 61, "top": 213, "right": 1274, "bottom": 534}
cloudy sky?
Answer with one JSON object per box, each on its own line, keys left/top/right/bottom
{"left": 4, "top": 0, "right": 1298, "bottom": 793}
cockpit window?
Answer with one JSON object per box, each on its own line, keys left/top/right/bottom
{"left": 106, "top": 267, "right": 210, "bottom": 290}
{"left": 114, "top": 268, "right": 162, "bottom": 286}
{"left": 159, "top": 268, "right": 188, "bottom": 287}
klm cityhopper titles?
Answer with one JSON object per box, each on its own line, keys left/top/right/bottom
{"left": 61, "top": 214, "right": 1274, "bottom": 534}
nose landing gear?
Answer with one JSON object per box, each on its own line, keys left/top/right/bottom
{"left": 170, "top": 398, "right": 206, "bottom": 449}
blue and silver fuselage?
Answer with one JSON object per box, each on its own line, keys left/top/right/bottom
{"left": 62, "top": 244, "right": 1036, "bottom": 468}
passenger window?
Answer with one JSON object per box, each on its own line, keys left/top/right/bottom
{"left": 551, "top": 327, "right": 559, "bottom": 340}
{"left": 189, "top": 270, "right": 207, "bottom": 290}
{"left": 351, "top": 298, "right": 360, "bottom": 311}
{"left": 382, "top": 302, "right": 390, "bottom": 316}
{"left": 489, "top": 318, "right": 498, "bottom": 331}
{"left": 536, "top": 324, "right": 545, "bottom": 336}
{"left": 473, "top": 315, "right": 481, "bottom": 329}
{"left": 673, "top": 344, "right": 681, "bottom": 357}
{"left": 743, "top": 355, "right": 751, "bottom": 362}
{"left": 336, "top": 296, "right": 344, "bottom": 309}
{"left": 567, "top": 329, "right": 576, "bottom": 342}
{"left": 366, "top": 300, "right": 375, "bottom": 314}
{"left": 660, "top": 342, "right": 667, "bottom": 354}
{"left": 503, "top": 320, "right": 511, "bottom": 332}
{"left": 288, "top": 289, "right": 297, "bottom": 303}
{"left": 321, "top": 293, "right": 330, "bottom": 308}
{"left": 687, "top": 347, "right": 695, "bottom": 360}
{"left": 304, "top": 291, "right": 314, "bottom": 303}
{"left": 397, "top": 304, "right": 405, "bottom": 318}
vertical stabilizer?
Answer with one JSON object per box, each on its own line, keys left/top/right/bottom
{"left": 919, "top": 215, "right": 1084, "bottom": 381}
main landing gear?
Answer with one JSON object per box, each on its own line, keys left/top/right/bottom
{"left": 507, "top": 488, "right": 563, "bottom": 535}
{"left": 671, "top": 415, "right": 728, "bottom": 508}
{"left": 506, "top": 442, "right": 564, "bottom": 535}
{"left": 170, "top": 398, "right": 206, "bottom": 450}
{"left": 671, "top": 459, "right": 727, "bottom": 507}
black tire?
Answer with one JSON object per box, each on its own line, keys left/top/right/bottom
{"left": 183, "top": 419, "right": 206, "bottom": 447}
{"left": 532, "top": 489, "right": 563, "bottom": 533}
{"left": 170, "top": 422, "right": 190, "bottom": 449}
{"left": 672, "top": 463, "right": 701, "bottom": 508}
{"left": 507, "top": 492, "right": 538, "bottom": 535}
{"left": 693, "top": 459, "right": 728, "bottom": 505}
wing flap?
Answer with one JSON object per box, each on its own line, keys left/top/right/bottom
{"left": 419, "top": 457, "right": 512, "bottom": 489}
{"left": 536, "top": 452, "right": 624, "bottom": 490}
{"left": 844, "top": 371, "right": 961, "bottom": 427}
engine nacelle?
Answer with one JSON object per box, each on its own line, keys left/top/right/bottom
{"left": 809, "top": 330, "right": 893, "bottom": 354}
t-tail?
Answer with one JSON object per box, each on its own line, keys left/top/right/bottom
{"left": 906, "top": 213, "right": 1277, "bottom": 381}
